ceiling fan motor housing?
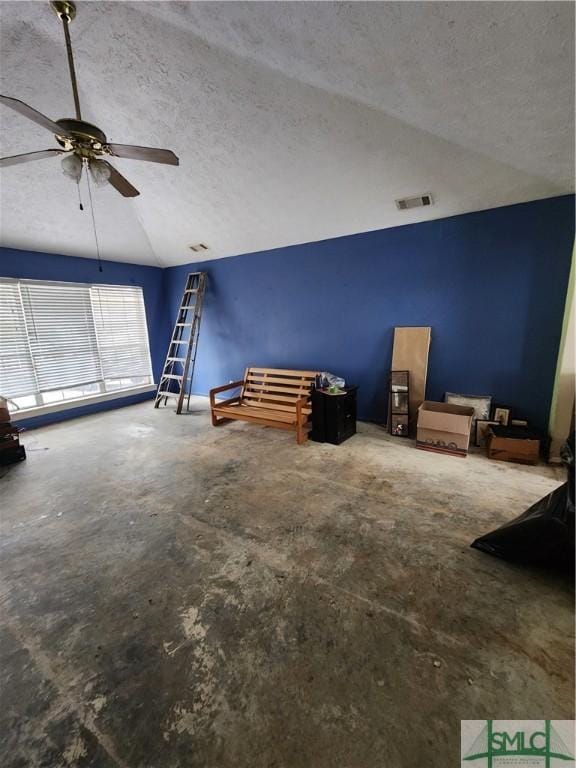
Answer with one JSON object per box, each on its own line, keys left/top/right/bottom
{"left": 55, "top": 118, "right": 108, "bottom": 157}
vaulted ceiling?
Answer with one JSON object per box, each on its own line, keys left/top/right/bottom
{"left": 0, "top": 1, "right": 574, "bottom": 266}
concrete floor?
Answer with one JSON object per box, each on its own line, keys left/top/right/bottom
{"left": 0, "top": 399, "right": 573, "bottom": 768}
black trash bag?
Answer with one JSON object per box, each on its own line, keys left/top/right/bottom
{"left": 471, "top": 435, "right": 575, "bottom": 573}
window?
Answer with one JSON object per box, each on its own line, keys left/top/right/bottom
{"left": 0, "top": 279, "right": 154, "bottom": 414}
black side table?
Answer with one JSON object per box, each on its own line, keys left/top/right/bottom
{"left": 310, "top": 386, "right": 357, "bottom": 445}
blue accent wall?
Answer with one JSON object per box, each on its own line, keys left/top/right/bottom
{"left": 2, "top": 195, "right": 573, "bottom": 433}
{"left": 164, "top": 195, "right": 575, "bottom": 432}
{"left": 0, "top": 247, "right": 171, "bottom": 429}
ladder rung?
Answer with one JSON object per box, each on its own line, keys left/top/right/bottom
{"left": 184, "top": 289, "right": 199, "bottom": 294}
{"left": 171, "top": 340, "right": 188, "bottom": 345}
{"left": 162, "top": 374, "right": 183, "bottom": 381}
{"left": 167, "top": 357, "right": 186, "bottom": 362}
{"left": 175, "top": 323, "right": 192, "bottom": 327}
{"left": 156, "top": 391, "right": 179, "bottom": 398}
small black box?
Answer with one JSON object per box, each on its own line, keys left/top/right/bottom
{"left": 310, "top": 386, "right": 357, "bottom": 445}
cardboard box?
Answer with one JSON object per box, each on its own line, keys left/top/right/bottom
{"left": 486, "top": 425, "right": 540, "bottom": 465}
{"left": 416, "top": 401, "right": 475, "bottom": 457}
{"left": 0, "top": 397, "right": 10, "bottom": 424}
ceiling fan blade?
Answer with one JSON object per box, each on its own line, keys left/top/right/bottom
{"left": 107, "top": 143, "right": 179, "bottom": 166}
{"left": 102, "top": 161, "right": 140, "bottom": 197}
{"left": 0, "top": 95, "right": 70, "bottom": 136}
{"left": 0, "top": 148, "right": 63, "bottom": 168}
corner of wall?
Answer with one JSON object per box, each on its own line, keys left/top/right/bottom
{"left": 548, "top": 240, "right": 575, "bottom": 461}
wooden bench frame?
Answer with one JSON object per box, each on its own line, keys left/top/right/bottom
{"left": 209, "top": 367, "right": 319, "bottom": 444}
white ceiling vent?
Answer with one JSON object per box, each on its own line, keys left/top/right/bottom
{"left": 395, "top": 193, "right": 434, "bottom": 211}
{"left": 189, "top": 243, "right": 209, "bottom": 253}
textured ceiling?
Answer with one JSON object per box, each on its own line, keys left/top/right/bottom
{"left": 0, "top": 1, "right": 574, "bottom": 267}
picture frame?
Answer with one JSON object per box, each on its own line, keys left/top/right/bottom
{"left": 475, "top": 419, "right": 499, "bottom": 447}
{"left": 492, "top": 406, "right": 511, "bottom": 426}
{"left": 444, "top": 393, "right": 492, "bottom": 422}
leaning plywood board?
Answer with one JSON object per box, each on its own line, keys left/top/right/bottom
{"left": 391, "top": 327, "right": 431, "bottom": 433}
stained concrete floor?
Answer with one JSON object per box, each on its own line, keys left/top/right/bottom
{"left": 0, "top": 399, "right": 573, "bottom": 768}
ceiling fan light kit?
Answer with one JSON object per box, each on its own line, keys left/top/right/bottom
{"left": 89, "top": 159, "right": 112, "bottom": 187}
{"left": 61, "top": 151, "right": 83, "bottom": 182}
{"left": 0, "top": 0, "right": 180, "bottom": 198}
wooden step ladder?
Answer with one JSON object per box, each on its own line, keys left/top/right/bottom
{"left": 154, "top": 272, "right": 207, "bottom": 414}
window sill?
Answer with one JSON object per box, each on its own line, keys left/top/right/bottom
{"left": 10, "top": 384, "right": 156, "bottom": 421}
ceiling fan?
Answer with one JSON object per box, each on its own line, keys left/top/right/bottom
{"left": 0, "top": 0, "right": 179, "bottom": 197}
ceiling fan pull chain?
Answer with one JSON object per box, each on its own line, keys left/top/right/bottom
{"left": 86, "top": 171, "right": 103, "bottom": 273}
{"left": 76, "top": 180, "right": 83, "bottom": 211}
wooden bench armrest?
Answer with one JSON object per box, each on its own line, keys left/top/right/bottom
{"left": 210, "top": 380, "right": 244, "bottom": 407}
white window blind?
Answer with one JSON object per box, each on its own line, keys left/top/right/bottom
{"left": 0, "top": 282, "right": 36, "bottom": 398}
{"left": 20, "top": 282, "right": 101, "bottom": 392}
{"left": 91, "top": 286, "right": 152, "bottom": 382}
{"left": 0, "top": 279, "right": 153, "bottom": 410}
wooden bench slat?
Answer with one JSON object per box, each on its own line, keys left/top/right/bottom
{"left": 214, "top": 404, "right": 297, "bottom": 423}
{"left": 243, "top": 398, "right": 311, "bottom": 416}
{"left": 247, "top": 384, "right": 309, "bottom": 395}
{"left": 243, "top": 398, "right": 295, "bottom": 412}
{"left": 247, "top": 368, "right": 317, "bottom": 378}
{"left": 246, "top": 376, "right": 314, "bottom": 386}
{"left": 244, "top": 403, "right": 311, "bottom": 418}
{"left": 245, "top": 378, "right": 311, "bottom": 393}
{"left": 214, "top": 403, "right": 310, "bottom": 422}
{"left": 243, "top": 389, "right": 307, "bottom": 405}
{"left": 214, "top": 411, "right": 295, "bottom": 431}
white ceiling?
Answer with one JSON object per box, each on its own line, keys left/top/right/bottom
{"left": 0, "top": 1, "right": 574, "bottom": 267}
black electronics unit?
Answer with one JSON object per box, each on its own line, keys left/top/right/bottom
{"left": 310, "top": 386, "right": 357, "bottom": 445}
